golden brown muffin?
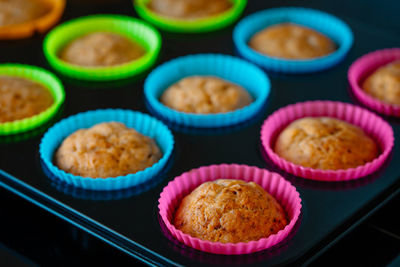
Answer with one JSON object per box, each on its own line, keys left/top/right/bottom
{"left": 0, "top": 76, "right": 53, "bottom": 123}
{"left": 148, "top": 0, "right": 232, "bottom": 20}
{"left": 55, "top": 122, "right": 162, "bottom": 178}
{"left": 274, "top": 117, "right": 379, "bottom": 170}
{"left": 249, "top": 23, "right": 336, "bottom": 60}
{"left": 0, "top": 0, "right": 51, "bottom": 27}
{"left": 362, "top": 61, "right": 400, "bottom": 106}
{"left": 59, "top": 32, "right": 145, "bottom": 67}
{"left": 174, "top": 179, "right": 288, "bottom": 243}
{"left": 160, "top": 76, "right": 253, "bottom": 114}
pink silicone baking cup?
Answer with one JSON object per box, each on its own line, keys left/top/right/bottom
{"left": 348, "top": 48, "right": 400, "bottom": 117}
{"left": 260, "top": 101, "right": 394, "bottom": 181}
{"left": 158, "top": 164, "right": 302, "bottom": 255}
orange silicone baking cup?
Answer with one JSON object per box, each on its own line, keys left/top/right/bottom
{"left": 0, "top": 0, "right": 65, "bottom": 40}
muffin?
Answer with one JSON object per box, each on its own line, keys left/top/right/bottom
{"left": 249, "top": 23, "right": 336, "bottom": 60}
{"left": 0, "top": 0, "right": 51, "bottom": 27}
{"left": 59, "top": 32, "right": 145, "bottom": 67}
{"left": 274, "top": 117, "right": 379, "bottom": 170}
{"left": 174, "top": 179, "right": 288, "bottom": 243}
{"left": 0, "top": 76, "right": 54, "bottom": 123}
{"left": 55, "top": 122, "right": 162, "bottom": 178}
{"left": 362, "top": 60, "right": 400, "bottom": 106}
{"left": 160, "top": 76, "right": 253, "bottom": 114}
{"left": 147, "top": 0, "right": 232, "bottom": 20}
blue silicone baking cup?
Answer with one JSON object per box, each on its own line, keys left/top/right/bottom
{"left": 39, "top": 109, "right": 174, "bottom": 191}
{"left": 233, "top": 7, "right": 353, "bottom": 73}
{"left": 144, "top": 54, "right": 270, "bottom": 128}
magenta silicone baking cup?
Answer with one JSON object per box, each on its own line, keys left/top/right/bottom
{"left": 260, "top": 101, "right": 394, "bottom": 181}
{"left": 348, "top": 48, "right": 400, "bottom": 117}
{"left": 158, "top": 164, "right": 302, "bottom": 255}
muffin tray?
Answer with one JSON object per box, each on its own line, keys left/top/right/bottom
{"left": 1, "top": 0, "right": 399, "bottom": 266}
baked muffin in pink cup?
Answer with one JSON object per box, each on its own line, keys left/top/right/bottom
{"left": 260, "top": 101, "right": 394, "bottom": 181}
{"left": 348, "top": 48, "right": 400, "bottom": 117}
{"left": 158, "top": 164, "right": 301, "bottom": 255}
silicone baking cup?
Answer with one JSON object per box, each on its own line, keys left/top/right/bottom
{"left": 0, "top": 64, "right": 65, "bottom": 135}
{"left": 144, "top": 54, "right": 270, "bottom": 128}
{"left": 0, "top": 0, "right": 65, "bottom": 39}
{"left": 260, "top": 101, "right": 394, "bottom": 181}
{"left": 133, "top": 0, "right": 247, "bottom": 33}
{"left": 158, "top": 164, "right": 302, "bottom": 255}
{"left": 39, "top": 109, "right": 174, "bottom": 191}
{"left": 348, "top": 48, "right": 400, "bottom": 117}
{"left": 43, "top": 15, "right": 161, "bottom": 81}
{"left": 233, "top": 7, "right": 353, "bottom": 73}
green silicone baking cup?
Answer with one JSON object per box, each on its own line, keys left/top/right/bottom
{"left": 43, "top": 15, "right": 162, "bottom": 81}
{"left": 0, "top": 64, "right": 65, "bottom": 135}
{"left": 133, "top": 0, "right": 247, "bottom": 33}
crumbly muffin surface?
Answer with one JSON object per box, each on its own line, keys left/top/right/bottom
{"left": 55, "top": 122, "right": 162, "bottom": 178}
{"left": 148, "top": 0, "right": 232, "bottom": 19}
{"left": 160, "top": 76, "right": 253, "bottom": 114}
{"left": 274, "top": 117, "right": 379, "bottom": 170}
{"left": 362, "top": 61, "right": 400, "bottom": 105}
{"left": 174, "top": 179, "right": 288, "bottom": 243}
{"left": 249, "top": 23, "right": 336, "bottom": 59}
{"left": 0, "top": 76, "right": 53, "bottom": 123}
{"left": 59, "top": 32, "right": 145, "bottom": 67}
{"left": 0, "top": 0, "right": 51, "bottom": 26}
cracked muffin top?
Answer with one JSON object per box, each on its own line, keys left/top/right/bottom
{"left": 174, "top": 179, "right": 288, "bottom": 243}
{"left": 249, "top": 23, "right": 336, "bottom": 60}
{"left": 0, "top": 76, "right": 53, "bottom": 123}
{"left": 0, "top": 0, "right": 51, "bottom": 27}
{"left": 274, "top": 117, "right": 379, "bottom": 170}
{"left": 362, "top": 60, "right": 400, "bottom": 106}
{"left": 55, "top": 122, "right": 162, "bottom": 178}
{"left": 160, "top": 76, "right": 253, "bottom": 114}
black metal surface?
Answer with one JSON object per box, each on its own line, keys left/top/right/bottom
{"left": 0, "top": 0, "right": 399, "bottom": 266}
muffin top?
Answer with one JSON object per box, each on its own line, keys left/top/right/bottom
{"left": 362, "top": 60, "right": 400, "bottom": 106}
{"left": 59, "top": 32, "right": 145, "bottom": 67}
{"left": 274, "top": 117, "right": 379, "bottom": 170}
{"left": 249, "top": 23, "right": 336, "bottom": 60}
{"left": 0, "top": 0, "right": 51, "bottom": 27}
{"left": 55, "top": 122, "right": 162, "bottom": 178}
{"left": 0, "top": 76, "right": 53, "bottom": 123}
{"left": 147, "top": 0, "right": 232, "bottom": 20}
{"left": 174, "top": 179, "right": 288, "bottom": 243}
{"left": 160, "top": 76, "right": 253, "bottom": 114}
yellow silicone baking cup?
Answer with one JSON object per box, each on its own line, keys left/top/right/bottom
{"left": 133, "top": 0, "right": 247, "bottom": 33}
{"left": 43, "top": 14, "right": 162, "bottom": 81}
{"left": 0, "top": 64, "right": 65, "bottom": 135}
{"left": 0, "top": 0, "right": 65, "bottom": 40}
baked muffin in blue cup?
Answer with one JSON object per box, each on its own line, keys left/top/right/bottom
{"left": 233, "top": 7, "right": 353, "bottom": 73}
{"left": 144, "top": 54, "right": 270, "bottom": 128}
{"left": 39, "top": 109, "right": 174, "bottom": 191}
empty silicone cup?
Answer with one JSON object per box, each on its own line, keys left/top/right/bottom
{"left": 39, "top": 109, "right": 174, "bottom": 191}
{"left": 158, "top": 164, "right": 302, "bottom": 255}
{"left": 260, "top": 101, "right": 394, "bottom": 181}
{"left": 133, "top": 0, "right": 247, "bottom": 33}
{"left": 144, "top": 54, "right": 270, "bottom": 128}
{"left": 0, "top": 0, "right": 65, "bottom": 40}
{"left": 43, "top": 14, "right": 161, "bottom": 81}
{"left": 0, "top": 64, "right": 65, "bottom": 135}
{"left": 348, "top": 48, "right": 400, "bottom": 117}
{"left": 233, "top": 7, "right": 353, "bottom": 73}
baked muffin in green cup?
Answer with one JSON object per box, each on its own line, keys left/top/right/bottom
{"left": 43, "top": 14, "right": 161, "bottom": 81}
{"left": 133, "top": 0, "right": 247, "bottom": 33}
{"left": 0, "top": 64, "right": 65, "bottom": 135}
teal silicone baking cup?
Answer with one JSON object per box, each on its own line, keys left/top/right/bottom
{"left": 0, "top": 64, "right": 65, "bottom": 135}
{"left": 43, "top": 14, "right": 162, "bottom": 81}
{"left": 39, "top": 109, "right": 174, "bottom": 191}
{"left": 133, "top": 0, "right": 247, "bottom": 33}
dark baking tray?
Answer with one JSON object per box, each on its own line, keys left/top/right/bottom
{"left": 1, "top": 0, "right": 399, "bottom": 266}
